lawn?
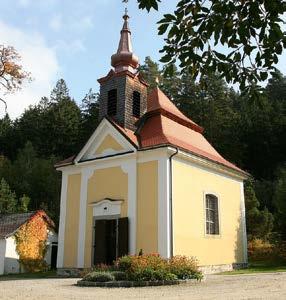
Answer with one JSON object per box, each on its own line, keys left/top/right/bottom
{"left": 219, "top": 261, "right": 286, "bottom": 275}
{"left": 0, "top": 270, "right": 58, "bottom": 280}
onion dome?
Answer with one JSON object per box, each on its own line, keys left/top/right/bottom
{"left": 111, "top": 13, "right": 139, "bottom": 73}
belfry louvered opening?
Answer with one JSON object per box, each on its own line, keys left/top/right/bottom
{"left": 132, "top": 91, "right": 141, "bottom": 118}
{"left": 107, "top": 89, "right": 117, "bottom": 116}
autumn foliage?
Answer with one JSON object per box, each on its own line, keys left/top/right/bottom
{"left": 15, "top": 211, "right": 51, "bottom": 272}
{"left": 0, "top": 45, "right": 31, "bottom": 93}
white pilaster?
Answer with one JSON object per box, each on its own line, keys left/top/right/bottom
{"left": 77, "top": 167, "right": 93, "bottom": 268}
{"left": 57, "top": 172, "right": 68, "bottom": 268}
{"left": 240, "top": 181, "right": 248, "bottom": 263}
{"left": 121, "top": 159, "right": 137, "bottom": 255}
{"left": 158, "top": 155, "right": 171, "bottom": 258}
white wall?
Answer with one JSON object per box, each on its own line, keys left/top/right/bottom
{"left": 0, "top": 239, "right": 6, "bottom": 275}
{"left": 4, "top": 237, "right": 20, "bottom": 274}
{"left": 45, "top": 231, "right": 58, "bottom": 266}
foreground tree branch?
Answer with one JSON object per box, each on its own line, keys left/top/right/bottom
{"left": 137, "top": 0, "right": 286, "bottom": 91}
{"left": 0, "top": 45, "right": 32, "bottom": 113}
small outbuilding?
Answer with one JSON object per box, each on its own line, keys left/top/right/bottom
{"left": 0, "top": 210, "right": 58, "bottom": 275}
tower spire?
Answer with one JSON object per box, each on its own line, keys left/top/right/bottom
{"left": 111, "top": 9, "right": 139, "bottom": 73}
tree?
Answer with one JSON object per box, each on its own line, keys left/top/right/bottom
{"left": 8, "top": 142, "right": 61, "bottom": 222}
{"left": 19, "top": 195, "right": 30, "bottom": 213}
{"left": 0, "top": 45, "right": 31, "bottom": 112}
{"left": 244, "top": 180, "right": 274, "bottom": 240}
{"left": 273, "top": 165, "right": 286, "bottom": 238}
{"left": 80, "top": 88, "right": 100, "bottom": 144}
{"left": 139, "top": 56, "right": 162, "bottom": 90}
{"left": 137, "top": 0, "right": 286, "bottom": 90}
{"left": 50, "top": 79, "right": 70, "bottom": 103}
{"left": 0, "top": 177, "right": 17, "bottom": 213}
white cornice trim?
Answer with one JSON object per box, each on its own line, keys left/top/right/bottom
{"left": 166, "top": 147, "right": 248, "bottom": 181}
{"left": 74, "top": 118, "right": 136, "bottom": 163}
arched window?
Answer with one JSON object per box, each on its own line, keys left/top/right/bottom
{"left": 132, "top": 91, "right": 141, "bottom": 118}
{"left": 205, "top": 194, "right": 219, "bottom": 235}
{"left": 107, "top": 89, "right": 117, "bottom": 116}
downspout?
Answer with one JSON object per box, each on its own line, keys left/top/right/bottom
{"left": 169, "top": 147, "right": 178, "bottom": 258}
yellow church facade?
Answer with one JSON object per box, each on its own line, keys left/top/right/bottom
{"left": 56, "top": 13, "right": 248, "bottom": 275}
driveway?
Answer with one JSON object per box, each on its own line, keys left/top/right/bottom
{"left": 0, "top": 272, "right": 286, "bottom": 300}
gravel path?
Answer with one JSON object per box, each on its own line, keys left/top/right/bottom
{"left": 1, "top": 272, "right": 286, "bottom": 300}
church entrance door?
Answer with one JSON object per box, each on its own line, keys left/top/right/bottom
{"left": 93, "top": 217, "right": 128, "bottom": 265}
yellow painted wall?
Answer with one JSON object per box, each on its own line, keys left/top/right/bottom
{"left": 63, "top": 173, "right": 81, "bottom": 268}
{"left": 137, "top": 161, "right": 158, "bottom": 254}
{"left": 95, "top": 134, "right": 124, "bottom": 155}
{"left": 84, "top": 167, "right": 128, "bottom": 267}
{"left": 173, "top": 159, "right": 244, "bottom": 266}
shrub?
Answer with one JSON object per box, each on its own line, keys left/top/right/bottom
{"left": 117, "top": 255, "right": 133, "bottom": 271}
{"left": 111, "top": 271, "right": 128, "bottom": 281}
{"left": 168, "top": 256, "right": 200, "bottom": 279}
{"left": 128, "top": 268, "right": 178, "bottom": 282}
{"left": 93, "top": 263, "right": 114, "bottom": 272}
{"left": 248, "top": 239, "right": 273, "bottom": 261}
{"left": 83, "top": 271, "right": 115, "bottom": 282}
{"left": 19, "top": 259, "right": 48, "bottom": 273}
{"left": 248, "top": 238, "right": 286, "bottom": 263}
{"left": 116, "top": 254, "right": 202, "bottom": 281}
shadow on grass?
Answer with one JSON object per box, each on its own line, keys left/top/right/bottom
{"left": 0, "top": 270, "right": 66, "bottom": 281}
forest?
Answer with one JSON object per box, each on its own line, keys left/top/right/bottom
{"left": 0, "top": 56, "right": 286, "bottom": 244}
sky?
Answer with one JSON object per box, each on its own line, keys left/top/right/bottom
{"left": 0, "top": 1, "right": 285, "bottom": 118}
{"left": 0, "top": 0, "right": 177, "bottom": 118}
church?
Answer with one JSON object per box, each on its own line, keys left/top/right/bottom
{"left": 55, "top": 12, "right": 248, "bottom": 275}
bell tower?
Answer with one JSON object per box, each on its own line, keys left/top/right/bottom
{"left": 98, "top": 12, "right": 148, "bottom": 130}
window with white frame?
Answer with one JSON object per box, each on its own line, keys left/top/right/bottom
{"left": 205, "top": 194, "right": 219, "bottom": 235}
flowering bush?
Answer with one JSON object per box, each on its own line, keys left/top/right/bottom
{"left": 115, "top": 254, "right": 202, "bottom": 281}
{"left": 168, "top": 255, "right": 200, "bottom": 279}
{"left": 82, "top": 254, "right": 202, "bottom": 283}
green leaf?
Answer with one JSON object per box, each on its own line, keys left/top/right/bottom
{"left": 158, "top": 23, "right": 169, "bottom": 35}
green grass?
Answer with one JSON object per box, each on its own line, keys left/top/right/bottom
{"left": 0, "top": 270, "right": 58, "bottom": 280}
{"left": 219, "top": 261, "right": 286, "bottom": 275}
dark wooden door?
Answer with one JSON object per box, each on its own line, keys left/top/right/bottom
{"left": 93, "top": 219, "right": 116, "bottom": 265}
{"left": 93, "top": 217, "right": 129, "bottom": 265}
{"left": 105, "top": 219, "right": 117, "bottom": 264}
{"left": 118, "top": 217, "right": 129, "bottom": 258}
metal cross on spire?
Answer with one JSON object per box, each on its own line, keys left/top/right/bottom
{"left": 122, "top": 0, "right": 128, "bottom": 15}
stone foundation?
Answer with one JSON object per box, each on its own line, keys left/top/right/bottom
{"left": 57, "top": 268, "right": 84, "bottom": 277}
{"left": 199, "top": 263, "right": 248, "bottom": 274}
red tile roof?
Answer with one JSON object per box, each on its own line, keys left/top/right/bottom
{"left": 137, "top": 87, "right": 245, "bottom": 174}
{"left": 147, "top": 88, "right": 203, "bottom": 133}
{"left": 55, "top": 87, "right": 246, "bottom": 175}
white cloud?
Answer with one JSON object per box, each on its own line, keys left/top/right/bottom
{"left": 18, "top": 0, "right": 31, "bottom": 7}
{"left": 55, "top": 39, "right": 86, "bottom": 54}
{"left": 72, "top": 16, "right": 94, "bottom": 31}
{"left": 0, "top": 21, "right": 60, "bottom": 119}
{"left": 49, "top": 14, "right": 63, "bottom": 31}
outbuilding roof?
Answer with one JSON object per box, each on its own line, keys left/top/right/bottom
{"left": 0, "top": 210, "right": 55, "bottom": 239}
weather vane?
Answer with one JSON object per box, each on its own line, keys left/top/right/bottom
{"left": 122, "top": 0, "right": 128, "bottom": 15}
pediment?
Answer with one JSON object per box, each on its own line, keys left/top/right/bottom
{"left": 75, "top": 118, "right": 136, "bottom": 163}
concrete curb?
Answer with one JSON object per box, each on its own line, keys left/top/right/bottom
{"left": 76, "top": 278, "right": 199, "bottom": 288}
